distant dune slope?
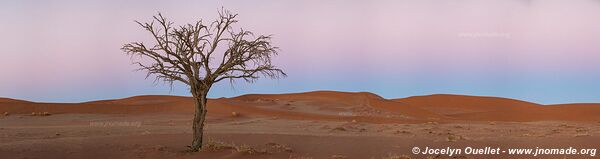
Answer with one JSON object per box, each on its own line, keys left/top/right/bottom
{"left": 1, "top": 91, "right": 600, "bottom": 122}
{"left": 392, "top": 94, "right": 549, "bottom": 121}
{"left": 0, "top": 98, "right": 32, "bottom": 104}
{"left": 544, "top": 104, "right": 600, "bottom": 121}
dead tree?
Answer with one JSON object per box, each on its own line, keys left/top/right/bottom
{"left": 121, "top": 9, "right": 285, "bottom": 151}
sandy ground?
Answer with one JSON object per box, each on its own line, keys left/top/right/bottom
{"left": 1, "top": 91, "right": 600, "bottom": 158}
{"left": 1, "top": 114, "right": 599, "bottom": 159}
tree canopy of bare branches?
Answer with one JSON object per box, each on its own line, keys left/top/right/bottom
{"left": 121, "top": 9, "right": 285, "bottom": 151}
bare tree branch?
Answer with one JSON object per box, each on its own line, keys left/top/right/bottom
{"left": 122, "top": 9, "right": 285, "bottom": 91}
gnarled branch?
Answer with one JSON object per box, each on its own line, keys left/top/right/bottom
{"left": 121, "top": 9, "right": 285, "bottom": 93}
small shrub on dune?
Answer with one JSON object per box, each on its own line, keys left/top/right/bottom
{"left": 265, "top": 142, "right": 292, "bottom": 153}
{"left": 30, "top": 112, "right": 51, "bottom": 116}
{"left": 393, "top": 130, "right": 411, "bottom": 134}
{"left": 331, "top": 154, "right": 348, "bottom": 159}
{"left": 574, "top": 133, "right": 591, "bottom": 137}
{"left": 202, "top": 139, "right": 273, "bottom": 155}
{"left": 447, "top": 135, "right": 459, "bottom": 142}
{"left": 575, "top": 127, "right": 588, "bottom": 133}
{"left": 426, "top": 121, "right": 438, "bottom": 125}
{"left": 201, "top": 139, "right": 235, "bottom": 152}
{"left": 332, "top": 127, "right": 347, "bottom": 132}
{"left": 382, "top": 153, "right": 411, "bottom": 159}
{"left": 234, "top": 144, "right": 267, "bottom": 155}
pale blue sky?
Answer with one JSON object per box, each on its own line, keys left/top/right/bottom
{"left": 1, "top": 0, "right": 600, "bottom": 104}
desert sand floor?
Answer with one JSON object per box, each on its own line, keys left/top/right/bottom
{"left": 1, "top": 113, "right": 599, "bottom": 159}
{"left": 2, "top": 91, "right": 600, "bottom": 158}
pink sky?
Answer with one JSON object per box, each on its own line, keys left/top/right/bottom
{"left": 1, "top": 0, "right": 600, "bottom": 104}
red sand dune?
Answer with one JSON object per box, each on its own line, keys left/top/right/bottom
{"left": 1, "top": 91, "right": 600, "bottom": 122}
{"left": 0, "top": 98, "right": 32, "bottom": 104}
{"left": 394, "top": 94, "right": 600, "bottom": 121}
{"left": 393, "top": 94, "right": 547, "bottom": 121}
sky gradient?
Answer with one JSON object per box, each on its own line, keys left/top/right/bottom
{"left": 1, "top": 0, "right": 600, "bottom": 104}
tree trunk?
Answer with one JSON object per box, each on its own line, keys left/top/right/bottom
{"left": 189, "top": 92, "right": 208, "bottom": 151}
